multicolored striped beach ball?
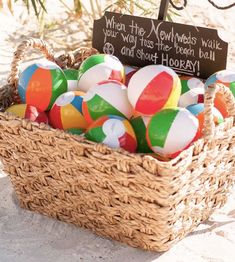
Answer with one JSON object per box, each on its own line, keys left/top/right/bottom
{"left": 205, "top": 70, "right": 235, "bottom": 118}
{"left": 49, "top": 91, "right": 88, "bottom": 135}
{"left": 147, "top": 108, "right": 199, "bottom": 158}
{"left": 82, "top": 80, "right": 133, "bottom": 124}
{"left": 214, "top": 93, "right": 229, "bottom": 118}
{"left": 187, "top": 103, "right": 224, "bottom": 135}
{"left": 178, "top": 76, "right": 204, "bottom": 107}
{"left": 85, "top": 115, "right": 137, "bottom": 153}
{"left": 124, "top": 65, "right": 139, "bottom": 86}
{"left": 78, "top": 54, "right": 125, "bottom": 92}
{"left": 63, "top": 69, "right": 79, "bottom": 91}
{"left": 18, "top": 60, "right": 68, "bottom": 112}
{"left": 130, "top": 116, "right": 152, "bottom": 153}
{"left": 6, "top": 104, "right": 48, "bottom": 124}
{"left": 128, "top": 65, "right": 181, "bottom": 115}
{"left": 205, "top": 69, "right": 235, "bottom": 93}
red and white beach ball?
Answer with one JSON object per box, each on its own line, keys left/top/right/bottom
{"left": 128, "top": 65, "right": 181, "bottom": 115}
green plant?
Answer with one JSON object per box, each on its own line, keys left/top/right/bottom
{"left": 0, "top": 0, "right": 179, "bottom": 48}
{"left": 16, "top": 0, "right": 47, "bottom": 17}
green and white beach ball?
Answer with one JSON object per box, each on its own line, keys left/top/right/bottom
{"left": 82, "top": 80, "right": 133, "bottom": 124}
{"left": 78, "top": 54, "right": 125, "bottom": 92}
{"left": 130, "top": 116, "right": 152, "bottom": 153}
{"left": 85, "top": 115, "right": 137, "bottom": 153}
{"left": 178, "top": 76, "right": 204, "bottom": 107}
{"left": 147, "top": 108, "right": 200, "bottom": 159}
{"left": 63, "top": 69, "right": 79, "bottom": 91}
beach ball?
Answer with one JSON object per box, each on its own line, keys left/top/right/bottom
{"left": 49, "top": 91, "right": 88, "bottom": 135}
{"left": 214, "top": 93, "right": 229, "bottom": 118}
{"left": 124, "top": 65, "right": 139, "bottom": 86}
{"left": 147, "top": 108, "right": 199, "bottom": 158}
{"left": 85, "top": 115, "right": 137, "bottom": 153}
{"left": 82, "top": 80, "right": 133, "bottom": 124}
{"left": 6, "top": 104, "right": 48, "bottom": 124}
{"left": 63, "top": 69, "right": 79, "bottom": 91}
{"left": 205, "top": 70, "right": 235, "bottom": 118}
{"left": 128, "top": 65, "right": 181, "bottom": 115}
{"left": 130, "top": 116, "right": 152, "bottom": 153}
{"left": 78, "top": 54, "right": 125, "bottom": 92}
{"left": 205, "top": 69, "right": 235, "bottom": 93}
{"left": 18, "top": 60, "right": 68, "bottom": 111}
{"left": 187, "top": 103, "right": 223, "bottom": 135}
{"left": 178, "top": 76, "right": 204, "bottom": 107}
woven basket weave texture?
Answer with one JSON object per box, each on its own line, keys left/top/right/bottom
{"left": 0, "top": 38, "right": 235, "bottom": 252}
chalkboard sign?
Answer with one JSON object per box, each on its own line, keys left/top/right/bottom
{"left": 92, "top": 12, "right": 228, "bottom": 79}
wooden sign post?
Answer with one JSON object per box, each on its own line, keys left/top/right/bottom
{"left": 158, "top": 0, "right": 170, "bottom": 20}
{"left": 92, "top": 6, "right": 228, "bottom": 79}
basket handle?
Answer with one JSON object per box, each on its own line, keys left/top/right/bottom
{"left": 203, "top": 83, "right": 235, "bottom": 137}
{"left": 7, "top": 38, "right": 55, "bottom": 88}
{"left": 0, "top": 37, "right": 98, "bottom": 110}
{"left": 7, "top": 37, "right": 99, "bottom": 88}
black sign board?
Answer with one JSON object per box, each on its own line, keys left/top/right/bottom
{"left": 92, "top": 11, "right": 228, "bottom": 79}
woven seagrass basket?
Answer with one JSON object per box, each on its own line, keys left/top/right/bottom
{"left": 1, "top": 38, "right": 235, "bottom": 252}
